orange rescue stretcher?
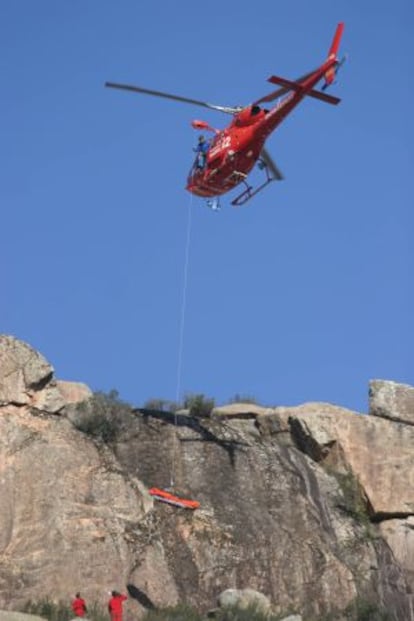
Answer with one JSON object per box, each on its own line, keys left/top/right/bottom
{"left": 149, "top": 487, "right": 200, "bottom": 510}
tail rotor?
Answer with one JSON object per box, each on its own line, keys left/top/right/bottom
{"left": 322, "top": 53, "right": 347, "bottom": 90}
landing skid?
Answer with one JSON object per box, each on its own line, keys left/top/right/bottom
{"left": 231, "top": 159, "right": 277, "bottom": 207}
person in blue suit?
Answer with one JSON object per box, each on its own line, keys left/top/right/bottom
{"left": 194, "top": 135, "right": 209, "bottom": 169}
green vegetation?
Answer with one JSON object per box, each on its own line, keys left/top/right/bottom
{"left": 142, "top": 604, "right": 288, "bottom": 621}
{"left": 334, "top": 471, "right": 371, "bottom": 527}
{"left": 143, "top": 393, "right": 216, "bottom": 418}
{"left": 227, "top": 394, "right": 259, "bottom": 405}
{"left": 21, "top": 602, "right": 284, "bottom": 621}
{"left": 311, "top": 597, "right": 391, "bottom": 621}
{"left": 143, "top": 604, "right": 201, "bottom": 621}
{"left": 211, "top": 605, "right": 285, "bottom": 621}
{"left": 20, "top": 598, "right": 392, "bottom": 621}
{"left": 183, "top": 393, "right": 215, "bottom": 418}
{"left": 23, "top": 599, "right": 71, "bottom": 621}
{"left": 143, "top": 398, "right": 179, "bottom": 412}
{"left": 143, "top": 393, "right": 261, "bottom": 413}
{"left": 72, "top": 389, "right": 132, "bottom": 443}
{"left": 72, "top": 389, "right": 216, "bottom": 443}
{"left": 343, "top": 597, "right": 391, "bottom": 621}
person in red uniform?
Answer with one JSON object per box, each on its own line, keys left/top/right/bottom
{"left": 71, "top": 593, "right": 87, "bottom": 617}
{"left": 108, "top": 591, "right": 128, "bottom": 621}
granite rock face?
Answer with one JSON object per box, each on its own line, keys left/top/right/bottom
{"left": 268, "top": 401, "right": 414, "bottom": 516}
{"left": 0, "top": 336, "right": 412, "bottom": 620}
{"left": 0, "top": 336, "right": 151, "bottom": 613}
{"left": 267, "top": 391, "right": 414, "bottom": 602}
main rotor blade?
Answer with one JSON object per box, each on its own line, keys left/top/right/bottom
{"left": 253, "top": 86, "right": 290, "bottom": 106}
{"left": 105, "top": 82, "right": 239, "bottom": 114}
{"left": 261, "top": 148, "right": 284, "bottom": 180}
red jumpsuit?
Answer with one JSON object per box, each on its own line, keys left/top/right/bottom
{"left": 108, "top": 594, "right": 127, "bottom": 621}
{"left": 72, "top": 597, "right": 87, "bottom": 617}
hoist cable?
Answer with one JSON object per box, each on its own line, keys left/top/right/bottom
{"left": 170, "top": 193, "right": 193, "bottom": 488}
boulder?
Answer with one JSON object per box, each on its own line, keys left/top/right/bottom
{"left": 0, "top": 335, "right": 54, "bottom": 406}
{"left": 0, "top": 336, "right": 92, "bottom": 414}
{"left": 56, "top": 381, "right": 92, "bottom": 405}
{"left": 369, "top": 380, "right": 414, "bottom": 425}
{"left": 217, "top": 588, "right": 271, "bottom": 614}
{"left": 212, "top": 403, "right": 271, "bottom": 418}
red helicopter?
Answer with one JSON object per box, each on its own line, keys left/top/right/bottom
{"left": 106, "top": 23, "right": 345, "bottom": 208}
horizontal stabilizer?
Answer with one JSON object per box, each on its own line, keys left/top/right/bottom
{"left": 267, "top": 75, "right": 341, "bottom": 105}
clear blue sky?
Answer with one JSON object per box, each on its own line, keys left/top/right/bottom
{"left": 1, "top": 1, "right": 412, "bottom": 413}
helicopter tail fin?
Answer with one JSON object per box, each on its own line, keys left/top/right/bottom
{"left": 324, "top": 22, "right": 345, "bottom": 87}
{"left": 327, "top": 22, "right": 345, "bottom": 61}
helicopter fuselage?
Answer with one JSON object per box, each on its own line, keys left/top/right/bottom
{"left": 186, "top": 57, "right": 332, "bottom": 199}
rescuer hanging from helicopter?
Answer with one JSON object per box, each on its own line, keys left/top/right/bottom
{"left": 194, "top": 135, "right": 209, "bottom": 169}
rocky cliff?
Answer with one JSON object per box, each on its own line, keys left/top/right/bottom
{"left": 0, "top": 335, "right": 413, "bottom": 620}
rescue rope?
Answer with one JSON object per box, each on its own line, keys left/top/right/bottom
{"left": 170, "top": 193, "right": 193, "bottom": 488}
